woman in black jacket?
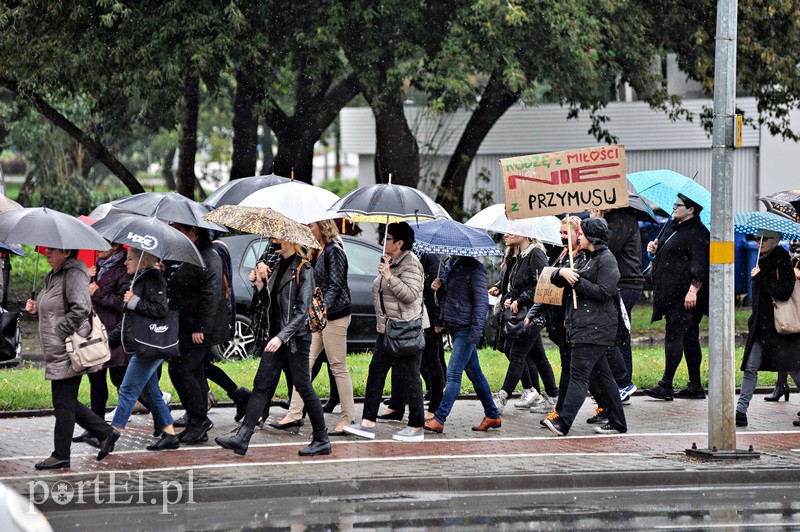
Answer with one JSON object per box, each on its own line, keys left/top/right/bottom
{"left": 108, "top": 248, "right": 180, "bottom": 451}
{"left": 543, "top": 218, "right": 627, "bottom": 437}
{"left": 643, "top": 195, "right": 710, "bottom": 400}
{"left": 495, "top": 233, "right": 556, "bottom": 414}
{"left": 735, "top": 230, "right": 800, "bottom": 427}
{"left": 216, "top": 239, "right": 330, "bottom": 457}
{"left": 279, "top": 219, "right": 355, "bottom": 435}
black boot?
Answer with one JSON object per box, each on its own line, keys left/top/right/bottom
{"left": 215, "top": 425, "right": 254, "bottom": 456}
{"left": 322, "top": 400, "right": 339, "bottom": 414}
{"left": 231, "top": 387, "right": 252, "bottom": 423}
{"left": 299, "top": 432, "right": 331, "bottom": 456}
{"left": 764, "top": 383, "right": 791, "bottom": 402}
{"left": 736, "top": 411, "right": 748, "bottom": 427}
{"left": 147, "top": 433, "right": 180, "bottom": 451}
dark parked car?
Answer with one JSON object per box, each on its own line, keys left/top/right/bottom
{"left": 212, "top": 234, "right": 383, "bottom": 360}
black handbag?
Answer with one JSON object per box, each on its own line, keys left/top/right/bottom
{"left": 0, "top": 308, "right": 20, "bottom": 361}
{"left": 501, "top": 305, "right": 531, "bottom": 339}
{"left": 128, "top": 310, "right": 180, "bottom": 360}
{"left": 379, "top": 285, "right": 425, "bottom": 357}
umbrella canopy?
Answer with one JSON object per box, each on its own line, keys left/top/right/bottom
{"left": 111, "top": 192, "right": 226, "bottom": 232}
{"left": 0, "top": 242, "right": 25, "bottom": 257}
{"left": 0, "top": 207, "right": 110, "bottom": 251}
{"left": 204, "top": 205, "right": 321, "bottom": 249}
{"left": 759, "top": 190, "right": 800, "bottom": 222}
{"left": 412, "top": 219, "right": 502, "bottom": 257}
{"left": 203, "top": 174, "right": 293, "bottom": 208}
{"left": 734, "top": 211, "right": 800, "bottom": 241}
{"left": 628, "top": 170, "right": 711, "bottom": 227}
{"left": 92, "top": 215, "right": 205, "bottom": 267}
{"left": 465, "top": 204, "right": 562, "bottom": 245}
{"left": 327, "top": 183, "right": 442, "bottom": 222}
{"left": 239, "top": 181, "right": 340, "bottom": 224}
{"left": 88, "top": 202, "right": 134, "bottom": 220}
{"left": 622, "top": 193, "right": 657, "bottom": 222}
{"left": 0, "top": 194, "right": 22, "bottom": 214}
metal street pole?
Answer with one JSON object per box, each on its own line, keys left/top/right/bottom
{"left": 688, "top": 0, "right": 757, "bottom": 459}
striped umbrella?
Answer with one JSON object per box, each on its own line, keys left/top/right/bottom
{"left": 734, "top": 211, "right": 800, "bottom": 241}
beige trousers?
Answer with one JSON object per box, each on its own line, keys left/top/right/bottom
{"left": 287, "top": 315, "right": 354, "bottom": 424}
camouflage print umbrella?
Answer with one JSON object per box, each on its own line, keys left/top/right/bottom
{"left": 204, "top": 205, "right": 321, "bottom": 249}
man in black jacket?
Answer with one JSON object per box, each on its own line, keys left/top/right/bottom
{"left": 642, "top": 194, "right": 710, "bottom": 400}
{"left": 543, "top": 218, "right": 627, "bottom": 437}
{"left": 165, "top": 224, "right": 230, "bottom": 444}
{"left": 600, "top": 207, "right": 644, "bottom": 402}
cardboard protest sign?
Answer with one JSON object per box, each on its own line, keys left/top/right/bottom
{"left": 501, "top": 145, "right": 629, "bottom": 219}
{"left": 534, "top": 267, "right": 564, "bottom": 306}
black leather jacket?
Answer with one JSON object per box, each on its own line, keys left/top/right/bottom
{"left": 267, "top": 254, "right": 314, "bottom": 345}
{"left": 109, "top": 267, "right": 169, "bottom": 355}
{"left": 313, "top": 241, "right": 351, "bottom": 321}
{"left": 506, "top": 245, "right": 548, "bottom": 308}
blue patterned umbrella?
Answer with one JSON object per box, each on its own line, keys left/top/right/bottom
{"left": 628, "top": 170, "right": 711, "bottom": 228}
{"left": 734, "top": 211, "right": 800, "bottom": 241}
{"left": 412, "top": 219, "right": 502, "bottom": 257}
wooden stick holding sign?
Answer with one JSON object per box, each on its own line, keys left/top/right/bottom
{"left": 566, "top": 220, "right": 577, "bottom": 309}
{"left": 501, "top": 145, "right": 629, "bottom": 310}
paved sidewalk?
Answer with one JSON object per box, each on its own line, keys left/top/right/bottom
{"left": 2, "top": 393, "right": 799, "bottom": 511}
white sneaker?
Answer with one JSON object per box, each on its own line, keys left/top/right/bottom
{"left": 514, "top": 389, "right": 532, "bottom": 408}
{"left": 162, "top": 391, "right": 172, "bottom": 405}
{"left": 105, "top": 407, "right": 117, "bottom": 421}
{"left": 392, "top": 427, "right": 424, "bottom": 442}
{"left": 494, "top": 390, "right": 509, "bottom": 415}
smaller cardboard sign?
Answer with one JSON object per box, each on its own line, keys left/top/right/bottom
{"left": 534, "top": 267, "right": 564, "bottom": 306}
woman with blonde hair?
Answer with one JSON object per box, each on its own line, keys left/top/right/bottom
{"left": 277, "top": 218, "right": 355, "bottom": 435}
{"left": 216, "top": 237, "right": 330, "bottom": 456}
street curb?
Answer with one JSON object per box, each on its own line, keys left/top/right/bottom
{"left": 35, "top": 467, "right": 800, "bottom": 512}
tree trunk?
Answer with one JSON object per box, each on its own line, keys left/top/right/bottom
{"left": 0, "top": 75, "right": 144, "bottom": 194}
{"left": 230, "top": 66, "right": 259, "bottom": 180}
{"left": 272, "top": 133, "right": 315, "bottom": 183}
{"left": 16, "top": 169, "right": 36, "bottom": 206}
{"left": 176, "top": 75, "right": 199, "bottom": 199}
{"left": 372, "top": 94, "right": 419, "bottom": 187}
{"left": 261, "top": 127, "right": 274, "bottom": 174}
{"left": 436, "top": 72, "right": 518, "bottom": 213}
{"left": 162, "top": 147, "right": 177, "bottom": 190}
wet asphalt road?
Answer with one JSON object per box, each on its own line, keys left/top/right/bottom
{"left": 43, "top": 483, "right": 800, "bottom": 530}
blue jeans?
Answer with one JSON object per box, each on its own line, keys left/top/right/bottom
{"left": 435, "top": 327, "right": 499, "bottom": 424}
{"left": 112, "top": 355, "right": 173, "bottom": 430}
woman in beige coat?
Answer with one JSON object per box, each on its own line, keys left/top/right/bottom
{"left": 344, "top": 222, "right": 429, "bottom": 442}
{"left": 26, "top": 249, "right": 118, "bottom": 469}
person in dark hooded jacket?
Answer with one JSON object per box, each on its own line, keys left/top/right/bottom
{"left": 165, "top": 223, "right": 230, "bottom": 445}
{"left": 734, "top": 230, "right": 800, "bottom": 427}
{"left": 543, "top": 218, "right": 627, "bottom": 437}
{"left": 642, "top": 194, "right": 710, "bottom": 401}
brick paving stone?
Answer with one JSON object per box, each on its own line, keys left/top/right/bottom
{"left": 1, "top": 394, "right": 799, "bottom": 501}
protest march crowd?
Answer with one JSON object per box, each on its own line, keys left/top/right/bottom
{"left": 7, "top": 155, "right": 800, "bottom": 472}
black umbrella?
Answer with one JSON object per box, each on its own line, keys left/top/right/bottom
{"left": 0, "top": 207, "right": 111, "bottom": 297}
{"left": 202, "top": 174, "right": 294, "bottom": 208}
{"left": 760, "top": 190, "right": 800, "bottom": 222}
{"left": 111, "top": 192, "right": 227, "bottom": 231}
{"left": 327, "top": 177, "right": 442, "bottom": 253}
{"left": 93, "top": 215, "right": 205, "bottom": 268}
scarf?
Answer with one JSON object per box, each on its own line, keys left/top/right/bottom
{"left": 96, "top": 248, "right": 126, "bottom": 281}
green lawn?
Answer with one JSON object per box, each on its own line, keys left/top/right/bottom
{"left": 0, "top": 345, "right": 763, "bottom": 411}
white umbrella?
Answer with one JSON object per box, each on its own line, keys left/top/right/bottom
{"left": 238, "top": 182, "right": 340, "bottom": 224}
{"left": 465, "top": 204, "right": 561, "bottom": 245}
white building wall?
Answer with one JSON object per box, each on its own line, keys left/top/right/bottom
{"left": 759, "top": 108, "right": 800, "bottom": 198}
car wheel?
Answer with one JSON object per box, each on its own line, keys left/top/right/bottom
{"left": 212, "top": 315, "right": 255, "bottom": 361}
